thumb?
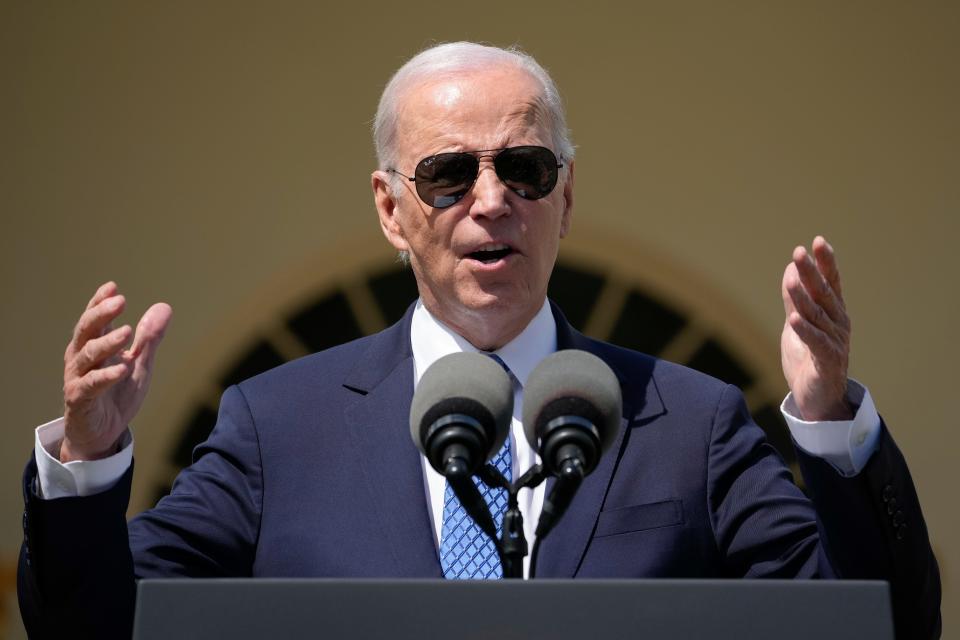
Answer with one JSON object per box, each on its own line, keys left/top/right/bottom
{"left": 128, "top": 302, "right": 173, "bottom": 377}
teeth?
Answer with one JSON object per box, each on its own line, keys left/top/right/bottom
{"left": 475, "top": 243, "right": 509, "bottom": 253}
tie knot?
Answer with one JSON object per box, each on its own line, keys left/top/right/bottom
{"left": 485, "top": 352, "right": 511, "bottom": 374}
{"left": 485, "top": 352, "right": 520, "bottom": 390}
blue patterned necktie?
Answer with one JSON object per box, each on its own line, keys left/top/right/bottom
{"left": 438, "top": 354, "right": 515, "bottom": 579}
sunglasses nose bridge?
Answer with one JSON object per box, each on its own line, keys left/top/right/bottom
{"left": 481, "top": 150, "right": 520, "bottom": 186}
{"left": 468, "top": 157, "right": 511, "bottom": 217}
{"left": 471, "top": 152, "right": 503, "bottom": 188}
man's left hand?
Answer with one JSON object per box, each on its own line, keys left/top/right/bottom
{"left": 781, "top": 236, "right": 854, "bottom": 421}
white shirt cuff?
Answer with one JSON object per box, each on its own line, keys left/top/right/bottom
{"left": 781, "top": 379, "right": 880, "bottom": 477}
{"left": 34, "top": 417, "right": 134, "bottom": 499}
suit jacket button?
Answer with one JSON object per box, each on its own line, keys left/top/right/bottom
{"left": 886, "top": 498, "right": 897, "bottom": 515}
{"left": 896, "top": 523, "right": 907, "bottom": 540}
{"left": 893, "top": 510, "right": 905, "bottom": 526}
{"left": 882, "top": 485, "right": 894, "bottom": 502}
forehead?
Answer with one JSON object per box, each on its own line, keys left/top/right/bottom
{"left": 394, "top": 66, "right": 550, "bottom": 162}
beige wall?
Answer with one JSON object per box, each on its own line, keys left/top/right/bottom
{"left": 1, "top": 2, "right": 956, "bottom": 637}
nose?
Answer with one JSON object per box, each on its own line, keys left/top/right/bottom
{"left": 468, "top": 159, "right": 510, "bottom": 220}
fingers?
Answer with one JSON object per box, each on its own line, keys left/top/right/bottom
{"left": 70, "top": 325, "right": 133, "bottom": 377}
{"left": 791, "top": 242, "right": 850, "bottom": 331}
{"left": 63, "top": 362, "right": 131, "bottom": 413}
{"left": 785, "top": 273, "right": 835, "bottom": 338}
{"left": 781, "top": 263, "right": 798, "bottom": 315}
{"left": 812, "top": 235, "right": 843, "bottom": 298}
{"left": 66, "top": 283, "right": 173, "bottom": 386}
{"left": 787, "top": 311, "right": 832, "bottom": 356}
{"left": 781, "top": 237, "right": 852, "bottom": 362}
{"left": 85, "top": 281, "right": 117, "bottom": 311}
{"left": 786, "top": 310, "right": 848, "bottom": 375}
{"left": 69, "top": 293, "right": 127, "bottom": 358}
{"left": 785, "top": 264, "right": 849, "bottom": 339}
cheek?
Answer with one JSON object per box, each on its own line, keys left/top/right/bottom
{"left": 411, "top": 226, "right": 457, "bottom": 279}
{"left": 534, "top": 213, "right": 564, "bottom": 253}
{"left": 400, "top": 211, "right": 439, "bottom": 257}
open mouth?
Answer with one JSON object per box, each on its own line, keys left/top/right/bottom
{"left": 466, "top": 243, "right": 514, "bottom": 264}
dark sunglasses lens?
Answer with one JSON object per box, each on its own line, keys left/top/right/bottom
{"left": 495, "top": 146, "right": 559, "bottom": 200}
{"left": 414, "top": 153, "right": 479, "bottom": 208}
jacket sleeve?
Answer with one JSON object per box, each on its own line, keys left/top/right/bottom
{"left": 127, "top": 384, "right": 263, "bottom": 578}
{"left": 706, "top": 384, "right": 940, "bottom": 639}
{"left": 796, "top": 423, "right": 942, "bottom": 640}
{"left": 17, "top": 384, "right": 264, "bottom": 639}
{"left": 18, "top": 457, "right": 137, "bottom": 639}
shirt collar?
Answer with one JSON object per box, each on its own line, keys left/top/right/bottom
{"left": 410, "top": 298, "right": 557, "bottom": 388}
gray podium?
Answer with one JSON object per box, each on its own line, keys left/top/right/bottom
{"left": 133, "top": 578, "right": 892, "bottom": 640}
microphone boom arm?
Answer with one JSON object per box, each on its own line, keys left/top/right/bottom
{"left": 476, "top": 463, "right": 548, "bottom": 579}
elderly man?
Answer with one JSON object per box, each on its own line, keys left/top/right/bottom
{"left": 19, "top": 42, "right": 940, "bottom": 638}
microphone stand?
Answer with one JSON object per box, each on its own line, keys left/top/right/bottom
{"left": 476, "top": 464, "right": 548, "bottom": 579}
{"left": 451, "top": 448, "right": 593, "bottom": 578}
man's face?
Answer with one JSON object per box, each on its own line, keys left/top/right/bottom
{"left": 372, "top": 66, "right": 574, "bottom": 349}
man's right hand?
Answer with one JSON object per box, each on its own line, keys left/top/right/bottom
{"left": 61, "top": 282, "right": 173, "bottom": 462}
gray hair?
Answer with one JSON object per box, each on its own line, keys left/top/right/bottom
{"left": 373, "top": 41, "right": 576, "bottom": 174}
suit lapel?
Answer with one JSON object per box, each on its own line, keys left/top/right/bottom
{"left": 341, "top": 307, "right": 443, "bottom": 577}
{"left": 336, "top": 300, "right": 667, "bottom": 579}
{"left": 535, "top": 303, "right": 666, "bottom": 577}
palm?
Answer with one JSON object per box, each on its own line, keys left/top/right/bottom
{"left": 85, "top": 352, "right": 152, "bottom": 444}
{"left": 62, "top": 283, "right": 172, "bottom": 461}
{"left": 779, "top": 237, "right": 852, "bottom": 422}
{"left": 781, "top": 315, "right": 844, "bottom": 417}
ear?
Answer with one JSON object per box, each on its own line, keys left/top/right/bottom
{"left": 372, "top": 171, "right": 409, "bottom": 253}
{"left": 559, "top": 160, "right": 574, "bottom": 238}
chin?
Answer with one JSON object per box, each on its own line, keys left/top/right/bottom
{"left": 461, "top": 285, "right": 529, "bottom": 313}
{"left": 463, "top": 290, "right": 545, "bottom": 334}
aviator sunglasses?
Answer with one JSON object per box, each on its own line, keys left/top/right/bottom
{"left": 386, "top": 145, "right": 563, "bottom": 209}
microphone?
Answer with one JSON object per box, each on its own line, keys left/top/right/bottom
{"left": 522, "top": 350, "right": 621, "bottom": 538}
{"left": 409, "top": 352, "right": 514, "bottom": 540}
{"left": 410, "top": 352, "right": 513, "bottom": 476}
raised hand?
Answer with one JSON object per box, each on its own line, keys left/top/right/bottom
{"left": 61, "top": 282, "right": 173, "bottom": 462}
{"left": 780, "top": 236, "right": 854, "bottom": 422}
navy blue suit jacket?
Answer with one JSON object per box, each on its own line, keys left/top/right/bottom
{"left": 19, "top": 303, "right": 940, "bottom": 638}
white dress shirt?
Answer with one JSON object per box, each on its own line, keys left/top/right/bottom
{"left": 34, "top": 297, "right": 882, "bottom": 576}
{"left": 411, "top": 298, "right": 555, "bottom": 577}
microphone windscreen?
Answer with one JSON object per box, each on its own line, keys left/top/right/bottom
{"left": 409, "top": 352, "right": 513, "bottom": 462}
{"left": 521, "top": 349, "right": 622, "bottom": 455}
